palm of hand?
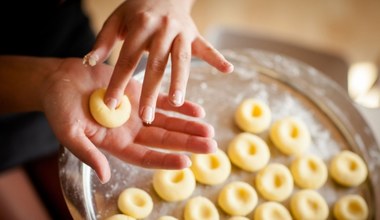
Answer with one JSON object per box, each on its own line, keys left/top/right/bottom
{"left": 42, "top": 58, "right": 215, "bottom": 183}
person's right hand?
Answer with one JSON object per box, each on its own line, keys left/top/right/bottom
{"left": 84, "top": 0, "right": 234, "bottom": 124}
{"left": 42, "top": 58, "right": 216, "bottom": 183}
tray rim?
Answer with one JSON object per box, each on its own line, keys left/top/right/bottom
{"left": 59, "top": 48, "right": 380, "bottom": 220}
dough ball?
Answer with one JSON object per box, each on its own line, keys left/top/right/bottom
{"left": 290, "top": 155, "right": 328, "bottom": 189}
{"left": 228, "top": 132, "right": 270, "bottom": 172}
{"left": 329, "top": 150, "right": 368, "bottom": 187}
{"left": 105, "top": 214, "right": 136, "bottom": 220}
{"left": 255, "top": 163, "right": 294, "bottom": 202}
{"left": 153, "top": 168, "right": 196, "bottom": 202}
{"left": 228, "top": 217, "right": 249, "bottom": 220}
{"left": 269, "top": 116, "right": 311, "bottom": 155}
{"left": 191, "top": 149, "right": 231, "bottom": 185}
{"left": 333, "top": 194, "right": 369, "bottom": 220}
{"left": 290, "top": 190, "right": 329, "bottom": 220}
{"left": 218, "top": 181, "right": 258, "bottom": 216}
{"left": 158, "top": 216, "right": 178, "bottom": 220}
{"left": 253, "top": 202, "right": 292, "bottom": 220}
{"left": 235, "top": 98, "right": 271, "bottom": 133}
{"left": 89, "top": 88, "right": 131, "bottom": 128}
{"left": 117, "top": 187, "right": 153, "bottom": 219}
{"left": 184, "top": 196, "right": 219, "bottom": 220}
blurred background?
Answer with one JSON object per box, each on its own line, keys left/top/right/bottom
{"left": 83, "top": 0, "right": 380, "bottom": 64}
{"left": 83, "top": 0, "right": 380, "bottom": 141}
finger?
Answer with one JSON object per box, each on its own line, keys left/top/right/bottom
{"left": 135, "top": 126, "right": 217, "bottom": 153}
{"left": 151, "top": 112, "right": 214, "bottom": 137}
{"left": 104, "top": 23, "right": 155, "bottom": 110}
{"left": 63, "top": 135, "right": 111, "bottom": 184}
{"left": 118, "top": 143, "right": 192, "bottom": 169}
{"left": 192, "top": 36, "right": 234, "bottom": 73}
{"left": 84, "top": 15, "right": 124, "bottom": 66}
{"left": 168, "top": 34, "right": 192, "bottom": 106}
{"left": 139, "top": 21, "right": 178, "bottom": 124}
{"left": 156, "top": 95, "right": 206, "bottom": 118}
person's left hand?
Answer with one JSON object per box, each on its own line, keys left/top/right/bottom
{"left": 42, "top": 58, "right": 216, "bottom": 183}
{"left": 84, "top": 0, "right": 233, "bottom": 124}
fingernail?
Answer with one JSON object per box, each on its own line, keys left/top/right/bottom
{"left": 210, "top": 139, "right": 218, "bottom": 153}
{"left": 224, "top": 61, "right": 234, "bottom": 73}
{"left": 172, "top": 90, "right": 184, "bottom": 106}
{"left": 185, "top": 157, "right": 192, "bottom": 167}
{"left": 83, "top": 52, "right": 99, "bottom": 66}
{"left": 98, "top": 171, "right": 111, "bottom": 184}
{"left": 199, "top": 107, "right": 206, "bottom": 118}
{"left": 106, "top": 98, "right": 118, "bottom": 110}
{"left": 141, "top": 106, "right": 154, "bottom": 124}
{"left": 99, "top": 176, "right": 108, "bottom": 185}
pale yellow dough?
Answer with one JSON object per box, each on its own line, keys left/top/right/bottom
{"left": 190, "top": 149, "right": 231, "bottom": 185}
{"left": 228, "top": 217, "right": 249, "bottom": 220}
{"left": 290, "top": 190, "right": 329, "bottom": 220}
{"left": 329, "top": 150, "right": 368, "bottom": 187}
{"left": 228, "top": 132, "right": 270, "bottom": 172}
{"left": 235, "top": 98, "right": 271, "bottom": 133}
{"left": 253, "top": 202, "right": 292, "bottom": 220}
{"left": 117, "top": 188, "right": 153, "bottom": 219}
{"left": 89, "top": 88, "right": 131, "bottom": 128}
{"left": 255, "top": 163, "right": 294, "bottom": 202}
{"left": 105, "top": 214, "right": 136, "bottom": 220}
{"left": 333, "top": 194, "right": 369, "bottom": 220}
{"left": 184, "top": 196, "right": 219, "bottom": 220}
{"left": 153, "top": 168, "right": 196, "bottom": 202}
{"left": 290, "top": 155, "right": 328, "bottom": 189}
{"left": 269, "top": 116, "right": 311, "bottom": 155}
{"left": 218, "top": 181, "right": 258, "bottom": 216}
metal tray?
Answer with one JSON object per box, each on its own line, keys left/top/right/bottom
{"left": 59, "top": 49, "right": 380, "bottom": 220}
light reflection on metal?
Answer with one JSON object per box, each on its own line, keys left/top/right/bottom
{"left": 348, "top": 62, "right": 379, "bottom": 108}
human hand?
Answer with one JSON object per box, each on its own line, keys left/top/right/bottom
{"left": 43, "top": 58, "right": 216, "bottom": 183}
{"left": 84, "top": 0, "right": 233, "bottom": 124}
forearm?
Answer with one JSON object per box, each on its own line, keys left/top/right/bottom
{"left": 0, "top": 56, "right": 63, "bottom": 114}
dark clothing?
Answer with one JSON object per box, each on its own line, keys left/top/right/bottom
{"left": 0, "top": 0, "right": 96, "bottom": 171}
{"left": 0, "top": 0, "right": 94, "bottom": 57}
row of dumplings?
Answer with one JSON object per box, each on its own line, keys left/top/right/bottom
{"left": 106, "top": 98, "right": 370, "bottom": 220}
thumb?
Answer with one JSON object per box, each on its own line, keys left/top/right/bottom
{"left": 65, "top": 136, "right": 111, "bottom": 184}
